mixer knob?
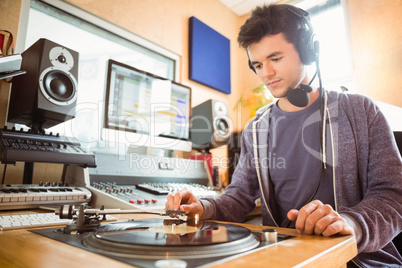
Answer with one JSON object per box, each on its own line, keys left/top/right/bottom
{"left": 129, "top": 199, "right": 136, "bottom": 204}
{"left": 152, "top": 199, "right": 157, "bottom": 203}
{"left": 144, "top": 199, "right": 150, "bottom": 204}
{"left": 137, "top": 199, "right": 143, "bottom": 204}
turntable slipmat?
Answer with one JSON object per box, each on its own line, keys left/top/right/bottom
{"left": 82, "top": 219, "right": 260, "bottom": 259}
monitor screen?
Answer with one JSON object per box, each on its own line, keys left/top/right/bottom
{"left": 102, "top": 59, "right": 192, "bottom": 152}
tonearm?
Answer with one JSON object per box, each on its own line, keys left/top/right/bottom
{"left": 58, "top": 204, "right": 187, "bottom": 234}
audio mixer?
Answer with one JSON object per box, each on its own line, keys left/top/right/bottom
{"left": 89, "top": 181, "right": 220, "bottom": 210}
{"left": 76, "top": 151, "right": 221, "bottom": 210}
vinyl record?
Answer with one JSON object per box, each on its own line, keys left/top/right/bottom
{"left": 82, "top": 218, "right": 260, "bottom": 259}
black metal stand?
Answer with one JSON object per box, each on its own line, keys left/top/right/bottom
{"left": 22, "top": 162, "right": 34, "bottom": 184}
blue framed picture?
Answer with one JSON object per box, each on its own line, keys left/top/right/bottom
{"left": 189, "top": 17, "right": 231, "bottom": 94}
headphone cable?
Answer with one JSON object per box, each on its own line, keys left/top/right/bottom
{"left": 307, "top": 70, "right": 317, "bottom": 86}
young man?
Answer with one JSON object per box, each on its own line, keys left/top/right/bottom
{"left": 165, "top": 4, "right": 402, "bottom": 267}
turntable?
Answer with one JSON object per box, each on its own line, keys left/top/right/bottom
{"left": 31, "top": 205, "right": 292, "bottom": 268}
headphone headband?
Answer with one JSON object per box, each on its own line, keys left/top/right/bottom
{"left": 247, "top": 5, "right": 319, "bottom": 73}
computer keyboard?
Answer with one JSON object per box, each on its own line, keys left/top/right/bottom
{"left": 0, "top": 212, "right": 118, "bottom": 231}
{"left": 0, "top": 213, "right": 72, "bottom": 230}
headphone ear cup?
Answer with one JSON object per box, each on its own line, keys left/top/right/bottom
{"left": 287, "top": 87, "right": 310, "bottom": 107}
{"left": 298, "top": 28, "right": 316, "bottom": 65}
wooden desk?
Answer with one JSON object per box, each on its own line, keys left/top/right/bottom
{"left": 0, "top": 210, "right": 357, "bottom": 268}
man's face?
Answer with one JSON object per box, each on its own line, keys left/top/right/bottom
{"left": 248, "top": 33, "right": 307, "bottom": 100}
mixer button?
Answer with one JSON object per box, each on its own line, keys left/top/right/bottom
{"left": 129, "top": 199, "right": 135, "bottom": 204}
{"left": 137, "top": 199, "right": 143, "bottom": 204}
{"left": 151, "top": 199, "right": 157, "bottom": 203}
{"left": 144, "top": 199, "right": 150, "bottom": 203}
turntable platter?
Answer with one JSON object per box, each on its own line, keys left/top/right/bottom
{"left": 31, "top": 218, "right": 289, "bottom": 267}
{"left": 82, "top": 218, "right": 260, "bottom": 259}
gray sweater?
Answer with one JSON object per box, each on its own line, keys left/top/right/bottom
{"left": 201, "top": 90, "right": 402, "bottom": 267}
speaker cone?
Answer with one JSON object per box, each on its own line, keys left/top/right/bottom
{"left": 43, "top": 70, "right": 75, "bottom": 102}
{"left": 215, "top": 117, "right": 230, "bottom": 136}
{"left": 213, "top": 115, "right": 231, "bottom": 144}
{"left": 39, "top": 66, "right": 78, "bottom": 106}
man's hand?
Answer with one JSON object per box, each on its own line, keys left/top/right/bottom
{"left": 165, "top": 188, "right": 204, "bottom": 218}
{"left": 287, "top": 200, "right": 354, "bottom": 236}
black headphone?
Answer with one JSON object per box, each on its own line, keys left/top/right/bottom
{"left": 247, "top": 5, "right": 320, "bottom": 107}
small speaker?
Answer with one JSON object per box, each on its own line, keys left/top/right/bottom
{"left": 190, "top": 99, "right": 232, "bottom": 149}
{"left": 8, "top": 38, "right": 79, "bottom": 129}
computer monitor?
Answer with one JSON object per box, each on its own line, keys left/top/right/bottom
{"left": 101, "top": 59, "right": 192, "bottom": 152}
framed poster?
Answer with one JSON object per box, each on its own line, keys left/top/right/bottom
{"left": 189, "top": 17, "right": 231, "bottom": 94}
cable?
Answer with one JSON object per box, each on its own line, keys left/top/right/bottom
{"left": 2, "top": 164, "right": 7, "bottom": 185}
{"left": 285, "top": 58, "right": 324, "bottom": 229}
{"left": 305, "top": 56, "right": 324, "bottom": 205}
{"left": 307, "top": 70, "right": 317, "bottom": 86}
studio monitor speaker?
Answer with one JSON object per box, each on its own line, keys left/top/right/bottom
{"left": 8, "top": 38, "right": 79, "bottom": 129}
{"left": 191, "top": 99, "right": 232, "bottom": 149}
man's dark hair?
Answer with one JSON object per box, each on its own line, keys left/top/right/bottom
{"left": 237, "top": 4, "right": 303, "bottom": 51}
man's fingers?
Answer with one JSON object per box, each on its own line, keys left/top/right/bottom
{"left": 165, "top": 194, "right": 174, "bottom": 211}
{"left": 173, "top": 191, "right": 183, "bottom": 210}
{"left": 295, "top": 200, "right": 323, "bottom": 233}
{"left": 321, "top": 218, "right": 354, "bottom": 237}
{"left": 165, "top": 188, "right": 200, "bottom": 218}
{"left": 288, "top": 200, "right": 353, "bottom": 237}
{"left": 313, "top": 213, "right": 338, "bottom": 235}
{"left": 303, "top": 204, "right": 334, "bottom": 235}
{"left": 287, "top": 209, "right": 299, "bottom": 221}
{"left": 165, "top": 190, "right": 185, "bottom": 212}
{"left": 164, "top": 188, "right": 204, "bottom": 219}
